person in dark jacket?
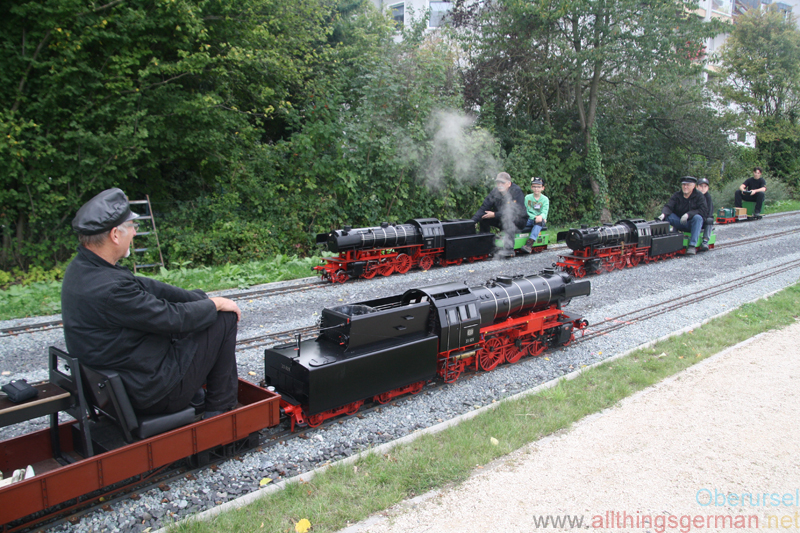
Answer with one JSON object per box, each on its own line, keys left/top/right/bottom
{"left": 696, "top": 177, "right": 714, "bottom": 252}
{"left": 734, "top": 167, "right": 766, "bottom": 217}
{"left": 471, "top": 172, "right": 528, "bottom": 257}
{"left": 658, "top": 176, "right": 708, "bottom": 255}
{"left": 61, "top": 188, "right": 242, "bottom": 418}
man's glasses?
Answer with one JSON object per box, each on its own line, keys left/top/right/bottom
{"left": 125, "top": 222, "right": 140, "bottom": 231}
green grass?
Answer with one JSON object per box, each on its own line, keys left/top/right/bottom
{"left": 0, "top": 255, "right": 323, "bottom": 320}
{"left": 170, "top": 283, "right": 800, "bottom": 533}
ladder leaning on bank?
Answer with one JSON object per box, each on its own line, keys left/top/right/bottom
{"left": 128, "top": 195, "right": 165, "bottom": 273}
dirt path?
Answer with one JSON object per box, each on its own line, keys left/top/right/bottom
{"left": 343, "top": 321, "right": 800, "bottom": 533}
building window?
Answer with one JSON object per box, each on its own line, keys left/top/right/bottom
{"left": 429, "top": 1, "right": 452, "bottom": 28}
{"left": 390, "top": 3, "right": 404, "bottom": 28}
{"left": 738, "top": 130, "right": 746, "bottom": 143}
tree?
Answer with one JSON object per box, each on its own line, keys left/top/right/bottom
{"left": 453, "top": 0, "right": 725, "bottom": 221}
{"left": 0, "top": 0, "right": 333, "bottom": 269}
{"left": 718, "top": 6, "right": 800, "bottom": 182}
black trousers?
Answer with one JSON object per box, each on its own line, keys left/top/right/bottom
{"left": 138, "top": 311, "right": 239, "bottom": 415}
{"left": 478, "top": 217, "right": 527, "bottom": 250}
{"left": 734, "top": 190, "right": 764, "bottom": 214}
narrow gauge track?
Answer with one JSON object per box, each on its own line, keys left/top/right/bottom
{"left": 2, "top": 218, "right": 799, "bottom": 340}
{"left": 12, "top": 256, "right": 800, "bottom": 531}
{"left": 577, "top": 257, "right": 800, "bottom": 343}
{"left": 0, "top": 281, "right": 328, "bottom": 339}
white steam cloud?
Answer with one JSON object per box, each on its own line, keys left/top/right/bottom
{"left": 423, "top": 109, "right": 501, "bottom": 189}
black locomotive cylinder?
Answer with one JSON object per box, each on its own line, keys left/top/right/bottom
{"left": 561, "top": 222, "right": 635, "bottom": 250}
{"left": 317, "top": 222, "right": 421, "bottom": 253}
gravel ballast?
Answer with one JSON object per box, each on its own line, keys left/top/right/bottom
{"left": 1, "top": 213, "right": 799, "bottom": 532}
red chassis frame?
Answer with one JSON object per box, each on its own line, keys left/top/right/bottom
{"left": 280, "top": 305, "right": 587, "bottom": 430}
{"left": 313, "top": 246, "right": 489, "bottom": 283}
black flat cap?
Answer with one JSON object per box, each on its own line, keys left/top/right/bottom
{"left": 680, "top": 176, "right": 697, "bottom": 184}
{"left": 72, "top": 188, "right": 140, "bottom": 235}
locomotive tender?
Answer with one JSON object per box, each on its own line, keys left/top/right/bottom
{"left": 265, "top": 269, "right": 590, "bottom": 430}
{"left": 556, "top": 218, "right": 715, "bottom": 277}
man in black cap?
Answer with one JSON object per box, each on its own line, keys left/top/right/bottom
{"left": 61, "top": 188, "right": 242, "bottom": 418}
{"left": 471, "top": 172, "right": 528, "bottom": 256}
{"left": 658, "top": 176, "right": 708, "bottom": 255}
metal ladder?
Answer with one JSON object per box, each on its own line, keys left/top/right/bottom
{"left": 128, "top": 195, "right": 165, "bottom": 273}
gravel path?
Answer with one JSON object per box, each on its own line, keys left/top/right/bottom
{"left": 343, "top": 319, "right": 800, "bottom": 533}
{"left": 1, "top": 213, "right": 799, "bottom": 532}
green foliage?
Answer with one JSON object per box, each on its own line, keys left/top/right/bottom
{"left": 0, "top": 0, "right": 336, "bottom": 269}
{"left": 712, "top": 174, "right": 795, "bottom": 209}
{"left": 717, "top": 6, "right": 800, "bottom": 182}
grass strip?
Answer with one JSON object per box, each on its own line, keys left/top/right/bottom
{"left": 171, "top": 282, "right": 800, "bottom": 533}
{"left": 0, "top": 255, "right": 321, "bottom": 321}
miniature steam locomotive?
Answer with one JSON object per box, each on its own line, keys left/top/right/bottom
{"left": 265, "top": 269, "right": 590, "bottom": 430}
{"left": 556, "top": 218, "right": 715, "bottom": 277}
{"left": 314, "top": 218, "right": 549, "bottom": 283}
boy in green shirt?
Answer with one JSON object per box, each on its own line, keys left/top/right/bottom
{"left": 521, "top": 177, "right": 549, "bottom": 253}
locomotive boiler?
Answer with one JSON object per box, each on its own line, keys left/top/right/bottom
{"left": 556, "top": 218, "right": 713, "bottom": 277}
{"left": 264, "top": 269, "right": 590, "bottom": 429}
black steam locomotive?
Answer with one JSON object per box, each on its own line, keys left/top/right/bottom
{"left": 556, "top": 218, "right": 715, "bottom": 277}
{"left": 314, "top": 218, "right": 495, "bottom": 283}
{"left": 265, "top": 269, "right": 590, "bottom": 430}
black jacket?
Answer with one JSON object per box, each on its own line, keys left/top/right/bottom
{"left": 61, "top": 246, "right": 218, "bottom": 409}
{"left": 662, "top": 189, "right": 708, "bottom": 220}
{"left": 471, "top": 183, "right": 529, "bottom": 230}
{"left": 703, "top": 191, "right": 714, "bottom": 222}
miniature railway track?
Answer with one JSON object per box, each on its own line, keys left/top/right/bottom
{"left": 2, "top": 215, "right": 800, "bottom": 340}
{"left": 577, "top": 257, "right": 800, "bottom": 343}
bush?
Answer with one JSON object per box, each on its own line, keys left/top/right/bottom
{"left": 711, "top": 174, "right": 794, "bottom": 210}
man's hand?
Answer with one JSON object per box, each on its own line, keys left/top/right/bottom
{"left": 482, "top": 210, "right": 496, "bottom": 219}
{"left": 210, "top": 297, "right": 242, "bottom": 321}
{"left": 534, "top": 215, "right": 543, "bottom": 224}
{"left": 680, "top": 213, "right": 689, "bottom": 224}
{"left": 658, "top": 213, "right": 665, "bottom": 221}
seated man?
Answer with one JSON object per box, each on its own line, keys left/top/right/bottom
{"left": 61, "top": 188, "right": 242, "bottom": 419}
{"left": 696, "top": 177, "right": 714, "bottom": 252}
{"left": 521, "top": 177, "right": 549, "bottom": 254}
{"left": 734, "top": 167, "right": 766, "bottom": 217}
{"left": 471, "top": 172, "right": 528, "bottom": 256}
{"left": 658, "top": 176, "right": 707, "bottom": 255}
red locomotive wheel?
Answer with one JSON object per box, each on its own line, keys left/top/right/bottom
{"left": 362, "top": 266, "right": 378, "bottom": 279}
{"left": 394, "top": 253, "right": 412, "bottom": 274}
{"left": 333, "top": 270, "right": 349, "bottom": 284}
{"left": 478, "top": 337, "right": 506, "bottom": 371}
{"left": 306, "top": 414, "right": 324, "bottom": 428}
{"left": 505, "top": 345, "right": 525, "bottom": 364}
{"left": 419, "top": 255, "right": 434, "bottom": 271}
{"left": 452, "top": 258, "right": 463, "bottom": 266}
{"left": 344, "top": 401, "right": 363, "bottom": 415}
{"left": 378, "top": 262, "right": 395, "bottom": 276}
{"left": 527, "top": 340, "right": 546, "bottom": 357}
{"left": 615, "top": 256, "right": 627, "bottom": 270}
{"left": 571, "top": 266, "right": 586, "bottom": 278}
{"left": 630, "top": 255, "right": 641, "bottom": 267}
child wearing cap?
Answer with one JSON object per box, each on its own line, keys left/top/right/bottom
{"left": 522, "top": 177, "right": 549, "bottom": 254}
